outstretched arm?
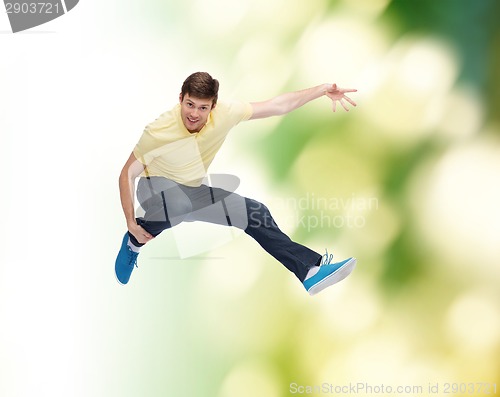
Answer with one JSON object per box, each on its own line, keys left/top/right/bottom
{"left": 249, "top": 83, "right": 357, "bottom": 120}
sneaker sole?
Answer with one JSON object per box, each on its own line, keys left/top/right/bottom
{"left": 307, "top": 258, "right": 357, "bottom": 296}
{"left": 115, "top": 270, "right": 127, "bottom": 286}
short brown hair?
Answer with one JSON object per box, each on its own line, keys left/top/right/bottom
{"left": 180, "top": 72, "right": 219, "bottom": 106}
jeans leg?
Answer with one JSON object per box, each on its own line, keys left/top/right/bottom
{"left": 183, "top": 184, "right": 248, "bottom": 228}
{"left": 192, "top": 186, "right": 321, "bottom": 282}
{"left": 129, "top": 177, "right": 193, "bottom": 247}
{"left": 130, "top": 178, "right": 320, "bottom": 281}
{"left": 243, "top": 198, "right": 321, "bottom": 282}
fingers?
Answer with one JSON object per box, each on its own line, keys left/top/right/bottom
{"left": 130, "top": 225, "right": 154, "bottom": 244}
{"left": 333, "top": 96, "right": 356, "bottom": 112}
{"left": 137, "top": 234, "right": 153, "bottom": 244}
{"left": 340, "top": 99, "right": 349, "bottom": 112}
{"left": 344, "top": 95, "right": 357, "bottom": 107}
{"left": 327, "top": 85, "right": 358, "bottom": 112}
{"left": 140, "top": 229, "right": 153, "bottom": 242}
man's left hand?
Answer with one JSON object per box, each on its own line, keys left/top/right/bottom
{"left": 325, "top": 84, "right": 357, "bottom": 112}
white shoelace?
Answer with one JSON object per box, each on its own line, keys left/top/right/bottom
{"left": 305, "top": 248, "right": 334, "bottom": 281}
{"left": 321, "top": 248, "right": 334, "bottom": 265}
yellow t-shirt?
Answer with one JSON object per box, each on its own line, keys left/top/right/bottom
{"left": 133, "top": 100, "right": 253, "bottom": 187}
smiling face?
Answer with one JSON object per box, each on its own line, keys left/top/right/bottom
{"left": 179, "top": 93, "right": 215, "bottom": 133}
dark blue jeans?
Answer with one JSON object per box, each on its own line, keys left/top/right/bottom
{"left": 129, "top": 176, "right": 321, "bottom": 282}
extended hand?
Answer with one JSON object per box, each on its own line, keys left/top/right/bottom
{"left": 325, "top": 84, "right": 357, "bottom": 112}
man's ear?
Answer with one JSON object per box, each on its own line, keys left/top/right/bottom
{"left": 179, "top": 93, "right": 183, "bottom": 103}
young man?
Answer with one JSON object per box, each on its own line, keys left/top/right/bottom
{"left": 116, "top": 72, "right": 357, "bottom": 295}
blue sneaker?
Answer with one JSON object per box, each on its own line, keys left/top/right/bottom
{"left": 115, "top": 233, "right": 139, "bottom": 285}
{"left": 303, "top": 251, "right": 356, "bottom": 295}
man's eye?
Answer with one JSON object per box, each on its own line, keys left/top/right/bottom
{"left": 200, "top": 107, "right": 207, "bottom": 111}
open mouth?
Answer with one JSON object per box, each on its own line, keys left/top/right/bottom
{"left": 187, "top": 117, "right": 199, "bottom": 124}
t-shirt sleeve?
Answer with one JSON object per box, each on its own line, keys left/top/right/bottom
{"left": 133, "top": 128, "right": 156, "bottom": 165}
{"left": 239, "top": 101, "right": 253, "bottom": 121}
{"left": 133, "top": 110, "right": 175, "bottom": 165}
{"left": 231, "top": 102, "right": 253, "bottom": 123}
{"left": 220, "top": 100, "right": 253, "bottom": 125}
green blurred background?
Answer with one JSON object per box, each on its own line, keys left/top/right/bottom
{"left": 1, "top": 0, "right": 499, "bottom": 396}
